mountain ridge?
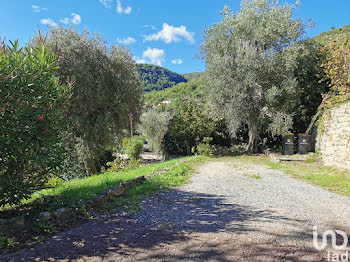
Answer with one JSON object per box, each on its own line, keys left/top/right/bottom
{"left": 137, "top": 64, "right": 188, "bottom": 92}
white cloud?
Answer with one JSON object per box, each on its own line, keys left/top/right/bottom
{"left": 60, "top": 17, "right": 70, "bottom": 25}
{"left": 134, "top": 56, "right": 147, "bottom": 64}
{"left": 117, "top": 37, "right": 136, "bottom": 45}
{"left": 144, "top": 24, "right": 157, "bottom": 30}
{"left": 32, "top": 5, "right": 40, "bottom": 13}
{"left": 116, "top": 0, "right": 132, "bottom": 14}
{"left": 116, "top": 0, "right": 123, "bottom": 13}
{"left": 143, "top": 48, "right": 165, "bottom": 66}
{"left": 32, "top": 5, "right": 47, "bottom": 13}
{"left": 71, "top": 13, "right": 81, "bottom": 25}
{"left": 171, "top": 59, "right": 183, "bottom": 65}
{"left": 59, "top": 13, "right": 81, "bottom": 26}
{"left": 144, "top": 23, "right": 195, "bottom": 44}
{"left": 135, "top": 48, "right": 165, "bottom": 66}
{"left": 99, "top": 0, "right": 113, "bottom": 8}
{"left": 41, "top": 18, "right": 57, "bottom": 28}
{"left": 124, "top": 6, "right": 132, "bottom": 14}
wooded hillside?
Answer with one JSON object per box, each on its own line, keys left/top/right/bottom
{"left": 137, "top": 64, "right": 187, "bottom": 91}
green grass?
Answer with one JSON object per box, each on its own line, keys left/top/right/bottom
{"left": 234, "top": 155, "right": 350, "bottom": 197}
{"left": 243, "top": 173, "right": 261, "bottom": 180}
{"left": 0, "top": 156, "right": 207, "bottom": 217}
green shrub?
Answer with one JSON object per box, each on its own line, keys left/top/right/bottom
{"left": 213, "top": 146, "right": 231, "bottom": 157}
{"left": 229, "top": 145, "right": 247, "bottom": 156}
{"left": 106, "top": 158, "right": 128, "bottom": 172}
{"left": 0, "top": 41, "right": 68, "bottom": 207}
{"left": 106, "top": 158, "right": 142, "bottom": 173}
{"left": 163, "top": 102, "right": 223, "bottom": 155}
{"left": 122, "top": 136, "right": 145, "bottom": 160}
{"left": 45, "top": 176, "right": 64, "bottom": 188}
{"left": 194, "top": 137, "right": 215, "bottom": 157}
{"left": 196, "top": 143, "right": 214, "bottom": 157}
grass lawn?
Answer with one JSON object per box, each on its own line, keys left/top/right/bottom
{"left": 234, "top": 154, "right": 350, "bottom": 197}
{"left": 0, "top": 156, "right": 207, "bottom": 218}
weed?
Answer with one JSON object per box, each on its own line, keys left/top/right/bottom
{"left": 0, "top": 233, "right": 15, "bottom": 249}
{"left": 36, "top": 217, "right": 55, "bottom": 234}
{"left": 244, "top": 173, "right": 261, "bottom": 179}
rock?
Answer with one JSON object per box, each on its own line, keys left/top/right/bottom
{"left": 121, "top": 182, "right": 132, "bottom": 191}
{"left": 133, "top": 176, "right": 146, "bottom": 185}
{"left": 91, "top": 176, "right": 147, "bottom": 208}
{"left": 113, "top": 186, "right": 125, "bottom": 197}
{"left": 0, "top": 248, "right": 9, "bottom": 256}
{"left": 94, "top": 196, "right": 107, "bottom": 207}
{"left": 39, "top": 212, "right": 51, "bottom": 219}
{"left": 77, "top": 199, "right": 85, "bottom": 207}
{"left": 9, "top": 216, "right": 25, "bottom": 227}
{"left": 54, "top": 208, "right": 67, "bottom": 217}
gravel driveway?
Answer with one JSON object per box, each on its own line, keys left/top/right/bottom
{"left": 3, "top": 159, "right": 350, "bottom": 261}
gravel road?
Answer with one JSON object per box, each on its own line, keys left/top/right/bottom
{"left": 3, "top": 159, "right": 350, "bottom": 261}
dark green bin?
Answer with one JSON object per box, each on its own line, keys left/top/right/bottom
{"left": 282, "top": 133, "right": 294, "bottom": 155}
{"left": 297, "top": 133, "right": 310, "bottom": 155}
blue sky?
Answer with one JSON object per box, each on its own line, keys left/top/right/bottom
{"left": 1, "top": 0, "right": 350, "bottom": 74}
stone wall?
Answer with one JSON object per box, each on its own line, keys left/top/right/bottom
{"left": 317, "top": 102, "right": 350, "bottom": 170}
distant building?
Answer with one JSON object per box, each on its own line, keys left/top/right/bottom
{"left": 154, "top": 99, "right": 172, "bottom": 108}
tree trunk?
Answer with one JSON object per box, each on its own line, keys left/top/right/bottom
{"left": 247, "top": 129, "right": 258, "bottom": 154}
{"left": 84, "top": 157, "right": 98, "bottom": 176}
{"left": 130, "top": 114, "right": 134, "bottom": 137}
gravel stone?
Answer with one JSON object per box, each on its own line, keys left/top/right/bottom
{"left": 2, "top": 160, "right": 347, "bottom": 261}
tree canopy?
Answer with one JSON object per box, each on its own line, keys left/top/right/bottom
{"left": 201, "top": 0, "right": 309, "bottom": 153}
{"left": 31, "top": 27, "right": 142, "bottom": 175}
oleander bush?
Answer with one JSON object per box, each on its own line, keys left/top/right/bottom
{"left": 0, "top": 41, "right": 69, "bottom": 206}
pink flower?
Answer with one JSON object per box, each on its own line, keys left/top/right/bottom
{"left": 38, "top": 116, "right": 44, "bottom": 121}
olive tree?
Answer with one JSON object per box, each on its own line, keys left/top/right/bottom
{"left": 138, "top": 109, "right": 170, "bottom": 154}
{"left": 292, "top": 39, "right": 328, "bottom": 133}
{"left": 201, "top": 0, "right": 309, "bottom": 153}
{"left": 31, "top": 27, "right": 142, "bottom": 175}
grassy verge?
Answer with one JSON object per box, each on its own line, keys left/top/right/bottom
{"left": 103, "top": 155, "right": 208, "bottom": 212}
{"left": 0, "top": 156, "right": 207, "bottom": 251}
{"left": 1, "top": 156, "right": 206, "bottom": 217}
{"left": 233, "top": 154, "right": 350, "bottom": 197}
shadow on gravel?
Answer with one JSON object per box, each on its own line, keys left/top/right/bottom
{"left": 2, "top": 189, "right": 323, "bottom": 262}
